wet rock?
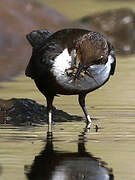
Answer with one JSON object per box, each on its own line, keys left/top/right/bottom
{"left": 0, "top": 98, "right": 83, "bottom": 126}
{"left": 0, "top": 0, "right": 69, "bottom": 82}
{"left": 65, "top": 8, "right": 135, "bottom": 55}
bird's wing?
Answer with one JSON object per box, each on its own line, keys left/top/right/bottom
{"left": 25, "top": 29, "right": 91, "bottom": 79}
{"left": 38, "top": 28, "right": 92, "bottom": 68}
{"left": 40, "top": 28, "right": 91, "bottom": 54}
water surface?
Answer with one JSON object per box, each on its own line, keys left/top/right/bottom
{"left": 1, "top": 116, "right": 135, "bottom": 180}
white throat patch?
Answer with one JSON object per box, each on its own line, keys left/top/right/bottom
{"left": 51, "top": 48, "right": 75, "bottom": 80}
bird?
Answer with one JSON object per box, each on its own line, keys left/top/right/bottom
{"left": 25, "top": 28, "right": 116, "bottom": 133}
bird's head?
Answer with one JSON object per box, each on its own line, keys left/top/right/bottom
{"left": 75, "top": 32, "right": 110, "bottom": 67}
{"left": 74, "top": 32, "right": 116, "bottom": 79}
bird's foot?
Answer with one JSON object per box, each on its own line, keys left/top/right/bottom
{"left": 84, "top": 118, "right": 91, "bottom": 132}
{"left": 84, "top": 117, "right": 99, "bottom": 132}
{"left": 84, "top": 123, "right": 99, "bottom": 133}
{"left": 66, "top": 67, "right": 85, "bottom": 79}
{"left": 66, "top": 67, "right": 77, "bottom": 76}
{"left": 84, "top": 126, "right": 90, "bottom": 133}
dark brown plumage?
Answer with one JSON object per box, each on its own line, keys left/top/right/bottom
{"left": 76, "top": 32, "right": 109, "bottom": 66}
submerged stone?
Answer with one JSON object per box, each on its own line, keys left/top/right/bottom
{"left": 0, "top": 98, "right": 83, "bottom": 126}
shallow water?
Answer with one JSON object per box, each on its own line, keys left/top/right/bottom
{"left": 1, "top": 117, "right": 135, "bottom": 180}
{"left": 1, "top": 56, "right": 135, "bottom": 180}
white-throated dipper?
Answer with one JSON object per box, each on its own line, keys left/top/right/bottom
{"left": 25, "top": 28, "right": 116, "bottom": 132}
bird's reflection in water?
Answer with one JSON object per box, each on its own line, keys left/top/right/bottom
{"left": 26, "top": 132, "right": 114, "bottom": 180}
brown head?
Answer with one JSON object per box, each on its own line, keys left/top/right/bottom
{"left": 75, "top": 32, "right": 109, "bottom": 67}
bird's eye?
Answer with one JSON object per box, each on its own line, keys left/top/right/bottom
{"left": 99, "top": 55, "right": 104, "bottom": 60}
{"left": 95, "top": 56, "right": 104, "bottom": 64}
{"left": 98, "top": 55, "right": 104, "bottom": 61}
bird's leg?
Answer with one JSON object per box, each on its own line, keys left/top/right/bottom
{"left": 78, "top": 94, "right": 92, "bottom": 130}
{"left": 46, "top": 96, "right": 54, "bottom": 134}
